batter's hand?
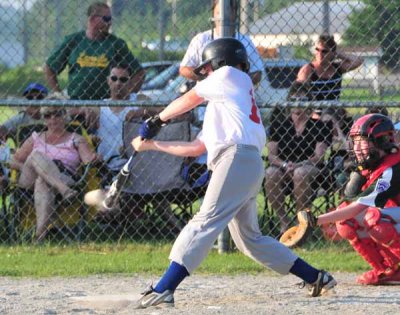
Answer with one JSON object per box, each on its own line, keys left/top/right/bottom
{"left": 139, "top": 115, "right": 165, "bottom": 139}
{"left": 131, "top": 136, "right": 153, "bottom": 152}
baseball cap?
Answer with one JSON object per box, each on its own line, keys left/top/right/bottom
{"left": 23, "top": 83, "right": 48, "bottom": 96}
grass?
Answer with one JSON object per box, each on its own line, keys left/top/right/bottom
{"left": 0, "top": 242, "right": 369, "bottom": 278}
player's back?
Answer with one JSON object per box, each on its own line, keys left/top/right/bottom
{"left": 194, "top": 66, "right": 266, "bottom": 164}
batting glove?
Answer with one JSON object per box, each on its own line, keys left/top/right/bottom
{"left": 139, "top": 114, "right": 166, "bottom": 139}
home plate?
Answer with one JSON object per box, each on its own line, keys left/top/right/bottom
{"left": 71, "top": 294, "right": 139, "bottom": 309}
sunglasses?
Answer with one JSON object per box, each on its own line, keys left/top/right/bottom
{"left": 315, "top": 47, "right": 329, "bottom": 54}
{"left": 94, "top": 15, "right": 112, "bottom": 23}
{"left": 43, "top": 111, "right": 64, "bottom": 119}
{"left": 110, "top": 75, "right": 129, "bottom": 83}
{"left": 26, "top": 94, "right": 45, "bottom": 100}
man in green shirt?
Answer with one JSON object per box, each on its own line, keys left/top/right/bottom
{"left": 44, "top": 2, "right": 144, "bottom": 100}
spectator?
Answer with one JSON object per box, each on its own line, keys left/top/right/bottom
{"left": 179, "top": 0, "right": 263, "bottom": 86}
{"left": 0, "top": 83, "right": 48, "bottom": 141}
{"left": 365, "top": 106, "right": 389, "bottom": 116}
{"left": 88, "top": 64, "right": 154, "bottom": 182}
{"left": 264, "top": 82, "right": 332, "bottom": 233}
{"left": 44, "top": 2, "right": 144, "bottom": 100}
{"left": 10, "top": 106, "right": 96, "bottom": 242}
{"left": 297, "top": 34, "right": 363, "bottom": 101}
{"left": 320, "top": 108, "right": 354, "bottom": 190}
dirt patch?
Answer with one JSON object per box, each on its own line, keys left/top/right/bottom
{"left": 1, "top": 273, "right": 400, "bottom": 314}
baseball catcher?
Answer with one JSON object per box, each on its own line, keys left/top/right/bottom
{"left": 281, "top": 113, "right": 400, "bottom": 285}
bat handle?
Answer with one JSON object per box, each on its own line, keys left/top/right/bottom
{"left": 102, "top": 152, "right": 137, "bottom": 210}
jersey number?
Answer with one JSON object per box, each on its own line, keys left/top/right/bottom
{"left": 248, "top": 89, "right": 261, "bottom": 124}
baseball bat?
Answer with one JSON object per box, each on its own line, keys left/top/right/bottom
{"left": 102, "top": 152, "right": 137, "bottom": 210}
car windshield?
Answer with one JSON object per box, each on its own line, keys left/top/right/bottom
{"left": 142, "top": 63, "right": 179, "bottom": 90}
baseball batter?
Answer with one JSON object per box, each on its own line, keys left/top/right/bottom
{"left": 132, "top": 38, "right": 336, "bottom": 309}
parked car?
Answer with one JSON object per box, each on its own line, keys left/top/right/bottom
{"left": 141, "top": 63, "right": 180, "bottom": 90}
{"left": 256, "top": 58, "right": 308, "bottom": 104}
{"left": 141, "top": 61, "right": 176, "bottom": 85}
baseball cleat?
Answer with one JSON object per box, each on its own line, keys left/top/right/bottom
{"left": 135, "top": 285, "right": 174, "bottom": 309}
{"left": 300, "top": 270, "right": 337, "bottom": 297}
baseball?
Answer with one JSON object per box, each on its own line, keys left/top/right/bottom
{"left": 84, "top": 189, "right": 106, "bottom": 209}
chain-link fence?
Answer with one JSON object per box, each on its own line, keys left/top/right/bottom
{"left": 0, "top": 0, "right": 399, "bottom": 248}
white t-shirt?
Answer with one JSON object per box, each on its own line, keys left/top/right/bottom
{"left": 96, "top": 106, "right": 133, "bottom": 171}
{"left": 194, "top": 66, "right": 266, "bottom": 166}
{"left": 180, "top": 30, "right": 264, "bottom": 75}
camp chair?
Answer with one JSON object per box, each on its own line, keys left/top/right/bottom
{"left": 8, "top": 122, "right": 95, "bottom": 243}
{"left": 96, "top": 114, "right": 209, "bottom": 240}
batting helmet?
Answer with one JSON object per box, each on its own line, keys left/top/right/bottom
{"left": 349, "top": 113, "right": 398, "bottom": 170}
{"left": 194, "top": 38, "right": 249, "bottom": 77}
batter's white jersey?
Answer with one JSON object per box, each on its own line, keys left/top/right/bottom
{"left": 194, "top": 66, "right": 266, "bottom": 166}
{"left": 181, "top": 30, "right": 264, "bottom": 75}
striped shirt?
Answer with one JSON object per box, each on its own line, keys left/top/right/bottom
{"left": 310, "top": 62, "right": 343, "bottom": 101}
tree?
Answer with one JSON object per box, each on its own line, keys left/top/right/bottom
{"left": 344, "top": 0, "right": 400, "bottom": 70}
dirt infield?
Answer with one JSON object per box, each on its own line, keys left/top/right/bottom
{"left": 1, "top": 273, "right": 400, "bottom": 314}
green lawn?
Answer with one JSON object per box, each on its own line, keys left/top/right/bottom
{"left": 0, "top": 243, "right": 368, "bottom": 277}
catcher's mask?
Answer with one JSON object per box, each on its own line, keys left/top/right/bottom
{"left": 348, "top": 114, "right": 398, "bottom": 171}
{"left": 193, "top": 38, "right": 249, "bottom": 77}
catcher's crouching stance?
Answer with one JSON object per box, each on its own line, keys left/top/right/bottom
{"left": 283, "top": 114, "right": 400, "bottom": 285}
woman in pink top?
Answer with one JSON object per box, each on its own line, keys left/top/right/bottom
{"left": 12, "top": 107, "right": 96, "bottom": 242}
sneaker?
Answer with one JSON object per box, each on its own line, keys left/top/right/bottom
{"left": 135, "top": 285, "right": 174, "bottom": 309}
{"left": 307, "top": 270, "right": 337, "bottom": 297}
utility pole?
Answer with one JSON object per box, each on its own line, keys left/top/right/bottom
{"left": 21, "top": 0, "right": 29, "bottom": 64}
{"left": 240, "top": 0, "right": 250, "bottom": 35}
{"left": 322, "top": 0, "right": 330, "bottom": 35}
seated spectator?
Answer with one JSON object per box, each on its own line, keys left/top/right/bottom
{"left": 264, "top": 82, "right": 332, "bottom": 233}
{"left": 0, "top": 82, "right": 48, "bottom": 141}
{"left": 10, "top": 106, "right": 96, "bottom": 242}
{"left": 78, "top": 64, "right": 159, "bottom": 183}
{"left": 320, "top": 108, "right": 354, "bottom": 190}
{"left": 365, "top": 106, "right": 389, "bottom": 116}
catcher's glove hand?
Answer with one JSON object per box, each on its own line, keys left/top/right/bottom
{"left": 279, "top": 209, "right": 317, "bottom": 248}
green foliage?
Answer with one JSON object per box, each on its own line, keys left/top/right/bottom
{"left": 344, "top": 0, "right": 400, "bottom": 69}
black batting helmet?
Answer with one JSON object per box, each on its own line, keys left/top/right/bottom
{"left": 194, "top": 38, "right": 249, "bottom": 77}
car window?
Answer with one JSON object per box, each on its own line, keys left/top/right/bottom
{"left": 143, "top": 64, "right": 172, "bottom": 83}
{"left": 265, "top": 66, "right": 301, "bottom": 89}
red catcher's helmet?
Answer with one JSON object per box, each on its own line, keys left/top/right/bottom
{"left": 349, "top": 114, "right": 397, "bottom": 170}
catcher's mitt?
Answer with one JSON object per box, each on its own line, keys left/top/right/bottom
{"left": 279, "top": 209, "right": 316, "bottom": 248}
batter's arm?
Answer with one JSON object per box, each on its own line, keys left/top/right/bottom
{"left": 132, "top": 137, "right": 206, "bottom": 157}
{"left": 159, "top": 89, "right": 205, "bottom": 122}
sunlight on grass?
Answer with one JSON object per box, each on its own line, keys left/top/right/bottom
{"left": 0, "top": 243, "right": 369, "bottom": 277}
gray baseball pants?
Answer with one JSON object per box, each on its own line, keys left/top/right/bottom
{"left": 169, "top": 144, "right": 298, "bottom": 274}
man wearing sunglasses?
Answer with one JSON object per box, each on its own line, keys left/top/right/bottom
{"left": 44, "top": 2, "right": 144, "bottom": 101}
{"left": 0, "top": 82, "right": 48, "bottom": 141}
{"left": 297, "top": 34, "right": 363, "bottom": 101}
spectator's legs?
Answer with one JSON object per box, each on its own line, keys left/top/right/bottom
{"left": 264, "top": 166, "right": 291, "bottom": 233}
{"left": 154, "top": 198, "right": 182, "bottom": 232}
{"left": 34, "top": 177, "right": 56, "bottom": 241}
{"left": 18, "top": 151, "right": 76, "bottom": 197}
{"left": 292, "top": 165, "right": 319, "bottom": 211}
